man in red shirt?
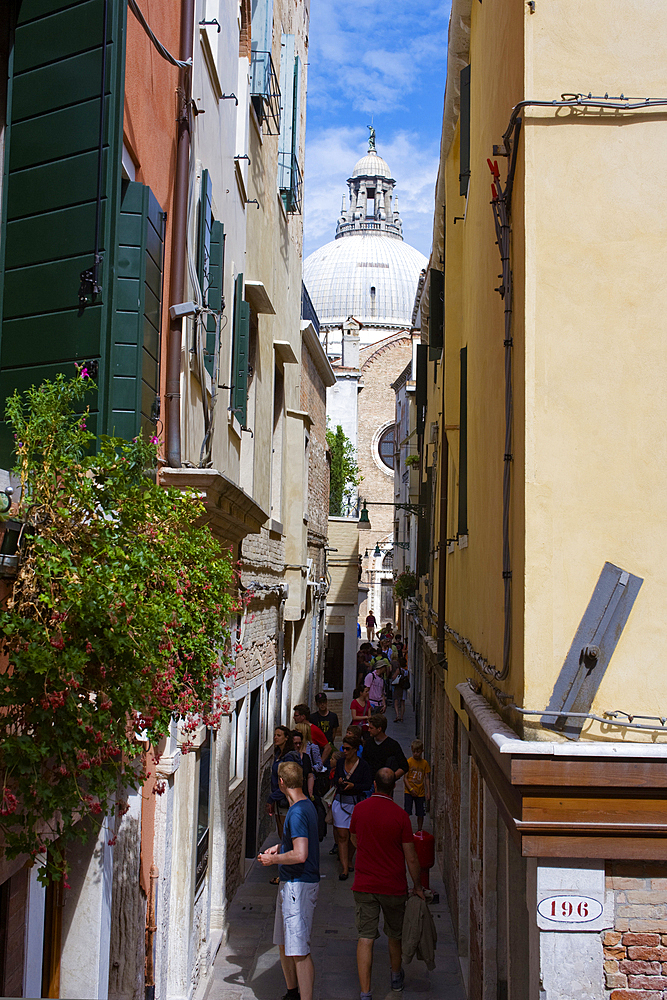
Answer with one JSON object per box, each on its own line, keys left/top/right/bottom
{"left": 350, "top": 769, "right": 424, "bottom": 1000}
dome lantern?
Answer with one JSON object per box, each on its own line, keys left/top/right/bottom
{"left": 337, "top": 131, "right": 401, "bottom": 240}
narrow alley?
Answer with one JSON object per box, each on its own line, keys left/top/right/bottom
{"left": 204, "top": 703, "right": 466, "bottom": 1000}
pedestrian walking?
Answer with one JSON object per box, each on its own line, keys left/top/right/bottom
{"left": 350, "top": 685, "right": 372, "bottom": 730}
{"left": 309, "top": 692, "right": 339, "bottom": 752}
{"left": 293, "top": 703, "right": 332, "bottom": 763}
{"left": 390, "top": 657, "right": 409, "bottom": 724}
{"left": 291, "top": 730, "right": 315, "bottom": 799}
{"left": 365, "top": 611, "right": 377, "bottom": 641}
{"left": 331, "top": 734, "right": 373, "bottom": 880}
{"left": 258, "top": 761, "right": 320, "bottom": 1000}
{"left": 362, "top": 714, "right": 409, "bottom": 779}
{"left": 364, "top": 660, "right": 389, "bottom": 713}
{"left": 267, "top": 727, "right": 302, "bottom": 883}
{"left": 350, "top": 768, "right": 425, "bottom": 1000}
{"left": 403, "top": 740, "right": 431, "bottom": 833}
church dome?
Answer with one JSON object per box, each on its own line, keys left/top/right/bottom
{"left": 351, "top": 151, "right": 393, "bottom": 180}
{"left": 304, "top": 233, "right": 427, "bottom": 329}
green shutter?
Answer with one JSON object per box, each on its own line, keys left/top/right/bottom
{"left": 205, "top": 220, "right": 224, "bottom": 378}
{"left": 0, "top": 0, "right": 126, "bottom": 465}
{"left": 232, "top": 274, "right": 250, "bottom": 426}
{"left": 418, "top": 468, "right": 432, "bottom": 577}
{"left": 428, "top": 268, "right": 444, "bottom": 361}
{"left": 459, "top": 64, "right": 471, "bottom": 197}
{"left": 458, "top": 346, "right": 468, "bottom": 535}
{"left": 197, "top": 169, "right": 212, "bottom": 307}
{"left": 109, "top": 181, "right": 165, "bottom": 441}
{"left": 415, "top": 343, "right": 427, "bottom": 437}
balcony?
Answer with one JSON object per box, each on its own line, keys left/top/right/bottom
{"left": 249, "top": 50, "right": 281, "bottom": 134}
{"left": 279, "top": 150, "right": 303, "bottom": 215}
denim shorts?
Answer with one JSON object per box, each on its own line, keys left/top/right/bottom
{"left": 273, "top": 881, "right": 319, "bottom": 956}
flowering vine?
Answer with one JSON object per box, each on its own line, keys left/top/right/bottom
{"left": 0, "top": 373, "right": 236, "bottom": 882}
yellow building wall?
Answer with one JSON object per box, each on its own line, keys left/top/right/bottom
{"left": 522, "top": 0, "right": 667, "bottom": 728}
{"left": 433, "top": 0, "right": 667, "bottom": 740}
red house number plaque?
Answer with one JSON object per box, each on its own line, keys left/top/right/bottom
{"left": 537, "top": 894, "right": 603, "bottom": 923}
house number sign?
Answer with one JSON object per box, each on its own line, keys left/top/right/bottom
{"left": 537, "top": 894, "right": 603, "bottom": 924}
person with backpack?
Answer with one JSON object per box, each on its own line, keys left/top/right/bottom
{"left": 390, "top": 656, "right": 409, "bottom": 723}
{"left": 364, "top": 658, "right": 389, "bottom": 713}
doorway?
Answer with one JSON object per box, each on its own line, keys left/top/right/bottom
{"left": 324, "top": 632, "right": 344, "bottom": 691}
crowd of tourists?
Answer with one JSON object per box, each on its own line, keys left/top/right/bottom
{"left": 260, "top": 622, "right": 435, "bottom": 1000}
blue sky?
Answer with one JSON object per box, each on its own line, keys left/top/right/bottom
{"left": 303, "top": 0, "right": 452, "bottom": 261}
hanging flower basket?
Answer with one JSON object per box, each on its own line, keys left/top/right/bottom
{"left": 393, "top": 570, "right": 418, "bottom": 600}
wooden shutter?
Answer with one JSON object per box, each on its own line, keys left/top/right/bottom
{"left": 251, "top": 0, "right": 274, "bottom": 55}
{"left": 429, "top": 268, "right": 444, "bottom": 360}
{"left": 232, "top": 274, "right": 250, "bottom": 426}
{"left": 197, "top": 169, "right": 212, "bottom": 307}
{"left": 543, "top": 563, "right": 643, "bottom": 739}
{"left": 0, "top": 0, "right": 126, "bottom": 464}
{"left": 457, "top": 346, "right": 468, "bottom": 535}
{"left": 415, "top": 343, "right": 427, "bottom": 437}
{"left": 205, "top": 220, "right": 224, "bottom": 377}
{"left": 278, "top": 34, "right": 295, "bottom": 193}
{"left": 459, "top": 64, "right": 471, "bottom": 197}
{"left": 109, "top": 181, "right": 165, "bottom": 441}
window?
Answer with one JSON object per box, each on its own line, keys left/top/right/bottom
{"left": 264, "top": 677, "right": 275, "bottom": 747}
{"left": 230, "top": 696, "right": 246, "bottom": 785}
{"left": 195, "top": 732, "right": 211, "bottom": 893}
{"left": 278, "top": 34, "right": 302, "bottom": 213}
{"left": 197, "top": 169, "right": 225, "bottom": 377}
{"left": 231, "top": 274, "right": 250, "bottom": 425}
{"left": 458, "top": 347, "right": 468, "bottom": 536}
{"left": 270, "top": 364, "right": 284, "bottom": 522}
{"left": 378, "top": 426, "right": 395, "bottom": 470}
{"left": 459, "top": 64, "right": 471, "bottom": 197}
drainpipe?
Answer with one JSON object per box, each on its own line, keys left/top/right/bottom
{"left": 165, "top": 0, "right": 195, "bottom": 468}
{"left": 144, "top": 863, "right": 159, "bottom": 1000}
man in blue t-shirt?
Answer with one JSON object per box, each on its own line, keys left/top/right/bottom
{"left": 259, "top": 760, "right": 320, "bottom": 1000}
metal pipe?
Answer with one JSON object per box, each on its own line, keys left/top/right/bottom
{"left": 508, "top": 704, "right": 667, "bottom": 733}
{"left": 501, "top": 95, "right": 667, "bottom": 151}
{"left": 165, "top": 0, "right": 195, "bottom": 468}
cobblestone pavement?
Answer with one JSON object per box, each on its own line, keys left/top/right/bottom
{"left": 205, "top": 698, "right": 466, "bottom": 1000}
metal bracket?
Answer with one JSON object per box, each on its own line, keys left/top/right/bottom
{"left": 199, "top": 18, "right": 220, "bottom": 31}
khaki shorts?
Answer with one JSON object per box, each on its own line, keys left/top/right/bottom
{"left": 273, "top": 881, "right": 319, "bottom": 956}
{"left": 353, "top": 891, "right": 407, "bottom": 941}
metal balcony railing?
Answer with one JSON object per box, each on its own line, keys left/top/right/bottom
{"left": 279, "top": 150, "right": 303, "bottom": 215}
{"left": 249, "top": 49, "right": 281, "bottom": 134}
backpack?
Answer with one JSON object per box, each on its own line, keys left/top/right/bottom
{"left": 398, "top": 670, "right": 410, "bottom": 691}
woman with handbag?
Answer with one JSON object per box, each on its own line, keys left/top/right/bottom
{"left": 331, "top": 734, "right": 372, "bottom": 880}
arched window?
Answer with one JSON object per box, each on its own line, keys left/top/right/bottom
{"left": 378, "top": 426, "right": 395, "bottom": 470}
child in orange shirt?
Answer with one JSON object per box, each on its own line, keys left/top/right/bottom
{"left": 403, "top": 739, "right": 431, "bottom": 832}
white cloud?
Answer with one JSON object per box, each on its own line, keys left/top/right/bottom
{"left": 303, "top": 125, "right": 440, "bottom": 260}
{"left": 306, "top": 0, "right": 449, "bottom": 117}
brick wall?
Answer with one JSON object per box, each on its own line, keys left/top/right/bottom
{"left": 358, "top": 337, "right": 412, "bottom": 532}
{"left": 604, "top": 862, "right": 667, "bottom": 999}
